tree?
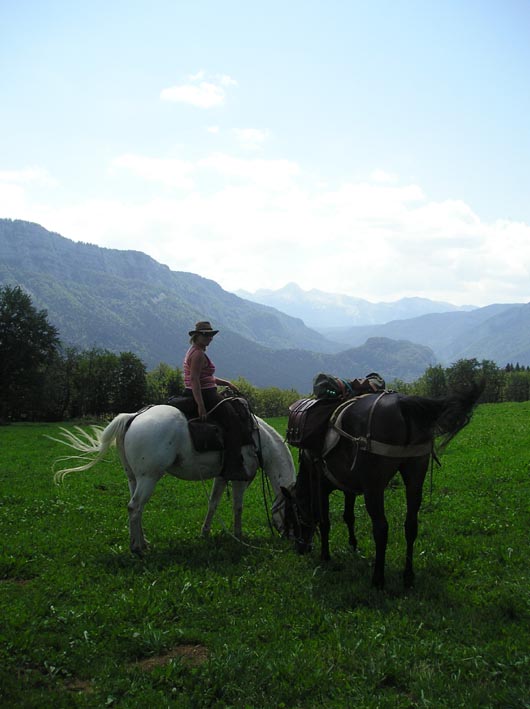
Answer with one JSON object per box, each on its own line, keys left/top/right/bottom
{"left": 504, "top": 370, "right": 530, "bottom": 402}
{"left": 70, "top": 348, "right": 119, "bottom": 417}
{"left": 114, "top": 352, "right": 147, "bottom": 412}
{"left": 146, "top": 363, "right": 184, "bottom": 404}
{"left": 478, "top": 359, "right": 504, "bottom": 403}
{"left": 445, "top": 358, "right": 481, "bottom": 391}
{"left": 417, "top": 365, "right": 447, "bottom": 397}
{"left": 0, "top": 285, "right": 60, "bottom": 420}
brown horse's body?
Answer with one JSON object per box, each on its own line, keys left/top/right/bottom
{"left": 287, "top": 383, "right": 483, "bottom": 589}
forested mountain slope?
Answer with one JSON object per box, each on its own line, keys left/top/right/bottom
{"left": 320, "top": 302, "right": 530, "bottom": 367}
{"left": 0, "top": 219, "right": 435, "bottom": 389}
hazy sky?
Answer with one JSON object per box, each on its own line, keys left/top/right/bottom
{"left": 2, "top": 0, "right": 530, "bottom": 306}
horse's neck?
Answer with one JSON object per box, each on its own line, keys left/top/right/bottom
{"left": 258, "top": 419, "right": 296, "bottom": 493}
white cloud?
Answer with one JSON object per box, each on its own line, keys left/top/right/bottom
{"left": 370, "top": 169, "right": 398, "bottom": 183}
{"left": 109, "top": 154, "right": 195, "bottom": 189}
{"left": 234, "top": 128, "right": 268, "bottom": 150}
{"left": 0, "top": 182, "right": 27, "bottom": 215}
{"left": 198, "top": 152, "right": 300, "bottom": 190}
{"left": 8, "top": 154, "right": 530, "bottom": 307}
{"left": 0, "top": 166, "right": 56, "bottom": 186}
{"left": 0, "top": 166, "right": 57, "bottom": 218}
{"left": 160, "top": 72, "right": 237, "bottom": 108}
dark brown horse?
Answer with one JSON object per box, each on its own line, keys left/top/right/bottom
{"left": 284, "top": 382, "right": 483, "bottom": 589}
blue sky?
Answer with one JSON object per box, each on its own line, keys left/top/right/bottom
{"left": 1, "top": 0, "right": 530, "bottom": 306}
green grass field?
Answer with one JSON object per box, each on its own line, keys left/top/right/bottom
{"left": 1, "top": 404, "right": 529, "bottom": 708}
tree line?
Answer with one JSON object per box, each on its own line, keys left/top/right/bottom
{"left": 2, "top": 284, "right": 530, "bottom": 422}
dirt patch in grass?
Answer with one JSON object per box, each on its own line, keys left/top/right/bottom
{"left": 66, "top": 678, "right": 95, "bottom": 694}
{"left": 132, "top": 644, "right": 209, "bottom": 671}
{"left": 0, "top": 577, "right": 32, "bottom": 586}
{"left": 64, "top": 645, "right": 209, "bottom": 694}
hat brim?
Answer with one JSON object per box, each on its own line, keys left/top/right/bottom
{"left": 189, "top": 329, "right": 219, "bottom": 336}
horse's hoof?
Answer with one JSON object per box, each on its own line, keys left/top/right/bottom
{"left": 131, "top": 541, "right": 149, "bottom": 557}
{"left": 403, "top": 574, "right": 415, "bottom": 589}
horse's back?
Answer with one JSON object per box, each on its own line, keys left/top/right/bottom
{"left": 343, "top": 392, "right": 409, "bottom": 445}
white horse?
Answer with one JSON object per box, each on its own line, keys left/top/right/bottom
{"left": 52, "top": 404, "right": 296, "bottom": 555}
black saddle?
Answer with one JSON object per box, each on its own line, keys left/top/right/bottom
{"left": 167, "top": 395, "right": 256, "bottom": 450}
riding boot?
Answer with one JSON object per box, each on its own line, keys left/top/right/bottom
{"left": 221, "top": 449, "right": 250, "bottom": 481}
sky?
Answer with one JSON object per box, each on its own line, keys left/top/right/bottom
{"left": 1, "top": 0, "right": 530, "bottom": 307}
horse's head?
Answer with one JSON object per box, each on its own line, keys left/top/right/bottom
{"left": 280, "top": 453, "right": 321, "bottom": 554}
{"left": 273, "top": 483, "right": 301, "bottom": 544}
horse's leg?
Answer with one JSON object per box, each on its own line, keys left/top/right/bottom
{"left": 363, "top": 487, "right": 388, "bottom": 589}
{"left": 401, "top": 459, "right": 428, "bottom": 588}
{"left": 231, "top": 481, "right": 248, "bottom": 539}
{"left": 201, "top": 478, "right": 228, "bottom": 537}
{"left": 127, "top": 476, "right": 158, "bottom": 556}
{"left": 343, "top": 493, "right": 357, "bottom": 551}
{"left": 117, "top": 444, "right": 136, "bottom": 498}
{"left": 319, "top": 488, "right": 331, "bottom": 561}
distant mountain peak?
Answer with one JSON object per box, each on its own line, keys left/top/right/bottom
{"left": 235, "top": 283, "right": 476, "bottom": 328}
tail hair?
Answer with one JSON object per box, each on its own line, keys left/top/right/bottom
{"left": 400, "top": 379, "right": 484, "bottom": 451}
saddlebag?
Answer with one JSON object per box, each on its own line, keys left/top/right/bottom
{"left": 188, "top": 421, "right": 224, "bottom": 452}
{"left": 286, "top": 398, "right": 338, "bottom": 450}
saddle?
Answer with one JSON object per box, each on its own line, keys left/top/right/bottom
{"left": 286, "top": 371, "right": 387, "bottom": 451}
{"left": 168, "top": 395, "right": 256, "bottom": 453}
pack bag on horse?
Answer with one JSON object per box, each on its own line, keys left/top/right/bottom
{"left": 168, "top": 389, "right": 255, "bottom": 456}
{"left": 286, "top": 371, "right": 386, "bottom": 451}
{"left": 283, "top": 378, "right": 484, "bottom": 589}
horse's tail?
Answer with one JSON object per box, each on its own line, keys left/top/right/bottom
{"left": 50, "top": 413, "right": 136, "bottom": 483}
{"left": 399, "top": 379, "right": 484, "bottom": 450}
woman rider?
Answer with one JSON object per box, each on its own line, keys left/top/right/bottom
{"left": 183, "top": 321, "right": 249, "bottom": 481}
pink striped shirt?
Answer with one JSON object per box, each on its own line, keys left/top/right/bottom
{"left": 183, "top": 345, "right": 217, "bottom": 389}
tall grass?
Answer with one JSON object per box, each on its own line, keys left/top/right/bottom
{"left": 1, "top": 405, "right": 529, "bottom": 707}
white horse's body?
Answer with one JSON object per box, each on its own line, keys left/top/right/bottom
{"left": 53, "top": 405, "right": 296, "bottom": 554}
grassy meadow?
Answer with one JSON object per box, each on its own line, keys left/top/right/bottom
{"left": 0, "top": 403, "right": 529, "bottom": 708}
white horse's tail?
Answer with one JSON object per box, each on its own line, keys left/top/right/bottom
{"left": 50, "top": 413, "right": 136, "bottom": 483}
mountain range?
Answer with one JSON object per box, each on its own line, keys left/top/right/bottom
{"left": 238, "top": 283, "right": 530, "bottom": 367}
{"left": 236, "top": 282, "right": 476, "bottom": 327}
{"left": 1, "top": 218, "right": 528, "bottom": 393}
